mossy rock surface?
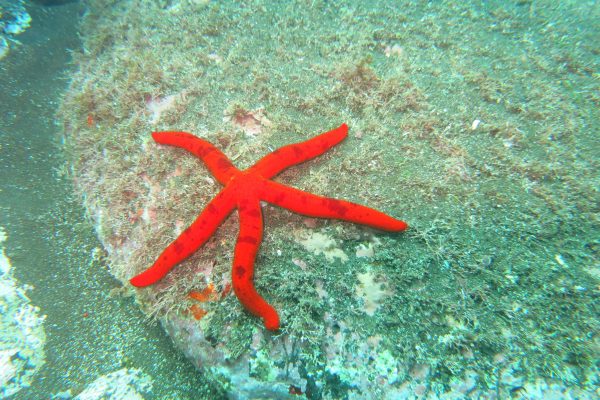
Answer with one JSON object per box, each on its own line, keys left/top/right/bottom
{"left": 60, "top": 0, "right": 599, "bottom": 398}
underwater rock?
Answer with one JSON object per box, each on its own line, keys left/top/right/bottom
{"left": 59, "top": 1, "right": 599, "bottom": 398}
{"left": 74, "top": 368, "right": 153, "bottom": 400}
{"left": 0, "top": 227, "right": 46, "bottom": 397}
{"left": 0, "top": 0, "right": 31, "bottom": 59}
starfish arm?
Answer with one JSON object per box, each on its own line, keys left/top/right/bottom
{"left": 130, "top": 187, "right": 237, "bottom": 287}
{"left": 249, "top": 123, "right": 348, "bottom": 179}
{"left": 152, "top": 131, "right": 239, "bottom": 184}
{"left": 260, "top": 180, "right": 408, "bottom": 231}
{"left": 231, "top": 197, "right": 280, "bottom": 331}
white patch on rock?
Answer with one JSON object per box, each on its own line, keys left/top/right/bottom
{"left": 294, "top": 230, "right": 348, "bottom": 263}
{"left": 145, "top": 91, "right": 187, "bottom": 125}
{"left": 354, "top": 271, "right": 391, "bottom": 316}
{"left": 0, "top": 226, "right": 46, "bottom": 398}
{"left": 75, "top": 368, "right": 153, "bottom": 400}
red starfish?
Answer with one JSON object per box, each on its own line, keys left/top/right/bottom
{"left": 130, "top": 123, "right": 407, "bottom": 330}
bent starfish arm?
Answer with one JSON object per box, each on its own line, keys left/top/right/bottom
{"left": 261, "top": 180, "right": 408, "bottom": 232}
{"left": 250, "top": 123, "right": 348, "bottom": 179}
{"left": 130, "top": 188, "right": 237, "bottom": 287}
{"left": 231, "top": 197, "right": 280, "bottom": 330}
{"left": 152, "top": 131, "right": 239, "bottom": 184}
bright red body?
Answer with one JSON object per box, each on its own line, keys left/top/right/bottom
{"left": 130, "top": 124, "right": 407, "bottom": 330}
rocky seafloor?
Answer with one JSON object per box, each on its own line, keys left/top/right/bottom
{"left": 58, "top": 1, "right": 599, "bottom": 398}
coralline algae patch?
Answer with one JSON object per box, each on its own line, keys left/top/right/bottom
{"left": 294, "top": 229, "right": 392, "bottom": 316}
{"left": 0, "top": 227, "right": 46, "bottom": 398}
{"left": 294, "top": 229, "right": 349, "bottom": 263}
{"left": 354, "top": 271, "right": 392, "bottom": 316}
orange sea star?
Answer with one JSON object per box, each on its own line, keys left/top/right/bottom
{"left": 130, "top": 123, "right": 407, "bottom": 330}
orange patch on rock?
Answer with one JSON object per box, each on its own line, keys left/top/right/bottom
{"left": 188, "top": 283, "right": 223, "bottom": 321}
{"left": 189, "top": 283, "right": 217, "bottom": 302}
{"left": 189, "top": 304, "right": 208, "bottom": 320}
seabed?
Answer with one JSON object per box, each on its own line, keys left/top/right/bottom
{"left": 1, "top": 0, "right": 598, "bottom": 399}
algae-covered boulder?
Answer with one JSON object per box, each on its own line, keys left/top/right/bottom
{"left": 60, "top": 1, "right": 598, "bottom": 398}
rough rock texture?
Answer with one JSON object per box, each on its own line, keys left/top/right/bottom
{"left": 0, "top": 0, "right": 31, "bottom": 59}
{"left": 75, "top": 368, "right": 153, "bottom": 400}
{"left": 59, "top": 1, "right": 598, "bottom": 398}
{"left": 0, "top": 228, "right": 46, "bottom": 397}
